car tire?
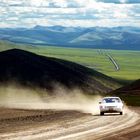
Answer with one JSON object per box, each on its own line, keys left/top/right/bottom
{"left": 100, "top": 112, "right": 104, "bottom": 116}
{"left": 120, "top": 112, "right": 123, "bottom": 115}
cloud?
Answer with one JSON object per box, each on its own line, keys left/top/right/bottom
{"left": 97, "top": 0, "right": 140, "bottom": 4}
{"left": 0, "top": 0, "right": 140, "bottom": 28}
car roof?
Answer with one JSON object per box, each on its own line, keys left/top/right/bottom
{"left": 103, "top": 97, "right": 120, "bottom": 99}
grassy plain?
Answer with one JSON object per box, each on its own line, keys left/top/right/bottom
{"left": 0, "top": 42, "right": 140, "bottom": 82}
{"left": 25, "top": 46, "right": 140, "bottom": 82}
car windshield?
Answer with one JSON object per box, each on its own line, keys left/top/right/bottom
{"left": 103, "top": 98, "right": 120, "bottom": 103}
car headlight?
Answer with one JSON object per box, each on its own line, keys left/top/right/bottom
{"left": 100, "top": 105, "right": 104, "bottom": 109}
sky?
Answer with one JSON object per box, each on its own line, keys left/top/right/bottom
{"left": 0, "top": 0, "right": 140, "bottom": 28}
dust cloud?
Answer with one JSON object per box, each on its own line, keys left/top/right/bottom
{"left": 0, "top": 83, "right": 102, "bottom": 115}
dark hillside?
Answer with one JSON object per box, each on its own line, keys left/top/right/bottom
{"left": 0, "top": 49, "right": 120, "bottom": 94}
{"left": 112, "top": 79, "right": 140, "bottom": 95}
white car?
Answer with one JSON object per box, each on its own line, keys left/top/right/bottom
{"left": 99, "top": 97, "right": 123, "bottom": 115}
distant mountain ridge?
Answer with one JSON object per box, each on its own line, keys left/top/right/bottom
{"left": 0, "top": 26, "right": 140, "bottom": 50}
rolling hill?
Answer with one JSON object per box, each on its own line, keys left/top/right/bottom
{"left": 112, "top": 79, "right": 140, "bottom": 95}
{"left": 0, "top": 26, "right": 140, "bottom": 50}
{"left": 0, "top": 40, "right": 34, "bottom": 52}
{"left": 0, "top": 49, "right": 120, "bottom": 94}
{"left": 111, "top": 79, "right": 140, "bottom": 106}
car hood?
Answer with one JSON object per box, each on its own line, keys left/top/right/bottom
{"left": 101, "top": 103, "right": 123, "bottom": 106}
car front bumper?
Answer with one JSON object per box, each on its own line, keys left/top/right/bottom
{"left": 100, "top": 106, "right": 122, "bottom": 113}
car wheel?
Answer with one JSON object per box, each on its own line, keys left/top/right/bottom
{"left": 100, "top": 112, "right": 104, "bottom": 115}
{"left": 120, "top": 112, "right": 123, "bottom": 115}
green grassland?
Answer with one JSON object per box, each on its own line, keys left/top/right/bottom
{"left": 0, "top": 41, "right": 140, "bottom": 82}
{"left": 26, "top": 46, "right": 140, "bottom": 82}
{"left": 0, "top": 41, "right": 34, "bottom": 51}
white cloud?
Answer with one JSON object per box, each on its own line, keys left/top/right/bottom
{"left": 0, "top": 0, "right": 140, "bottom": 28}
{"left": 114, "top": 12, "right": 128, "bottom": 18}
{"left": 120, "top": 0, "right": 127, "bottom": 3}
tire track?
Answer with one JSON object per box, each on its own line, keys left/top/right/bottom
{"left": 0, "top": 108, "right": 139, "bottom": 140}
{"left": 98, "top": 49, "right": 120, "bottom": 71}
{"left": 106, "top": 54, "right": 120, "bottom": 71}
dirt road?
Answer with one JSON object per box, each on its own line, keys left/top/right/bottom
{"left": 0, "top": 107, "right": 139, "bottom": 140}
